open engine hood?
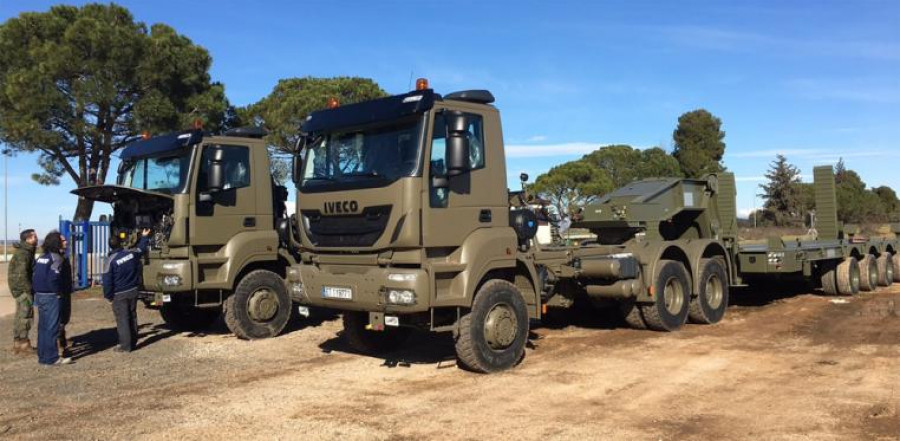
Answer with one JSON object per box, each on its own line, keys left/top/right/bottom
{"left": 71, "top": 185, "right": 173, "bottom": 204}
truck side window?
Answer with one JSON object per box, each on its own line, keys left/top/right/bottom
{"left": 198, "top": 145, "right": 251, "bottom": 192}
{"left": 429, "top": 112, "right": 485, "bottom": 208}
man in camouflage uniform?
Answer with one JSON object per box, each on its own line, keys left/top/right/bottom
{"left": 9, "top": 229, "right": 37, "bottom": 355}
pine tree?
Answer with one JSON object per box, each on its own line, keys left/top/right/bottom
{"left": 759, "top": 154, "right": 802, "bottom": 225}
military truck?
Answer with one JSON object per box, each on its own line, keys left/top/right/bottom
{"left": 73, "top": 127, "right": 299, "bottom": 339}
{"left": 286, "top": 82, "right": 899, "bottom": 373}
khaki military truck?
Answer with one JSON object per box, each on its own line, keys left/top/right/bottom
{"left": 285, "top": 82, "right": 742, "bottom": 372}
{"left": 73, "top": 127, "right": 299, "bottom": 339}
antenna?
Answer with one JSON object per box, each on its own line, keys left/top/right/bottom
{"left": 407, "top": 70, "right": 414, "bottom": 90}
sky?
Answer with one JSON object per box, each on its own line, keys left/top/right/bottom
{"left": 0, "top": 0, "right": 898, "bottom": 238}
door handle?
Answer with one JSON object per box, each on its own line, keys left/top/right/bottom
{"left": 243, "top": 217, "right": 256, "bottom": 228}
{"left": 479, "top": 209, "right": 492, "bottom": 223}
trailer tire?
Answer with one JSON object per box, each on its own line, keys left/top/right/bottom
{"left": 640, "top": 260, "right": 690, "bottom": 332}
{"left": 820, "top": 261, "right": 839, "bottom": 295}
{"left": 619, "top": 299, "right": 647, "bottom": 329}
{"left": 688, "top": 258, "right": 729, "bottom": 325}
{"left": 159, "top": 303, "right": 220, "bottom": 332}
{"left": 893, "top": 252, "right": 900, "bottom": 283}
{"left": 224, "top": 270, "right": 292, "bottom": 339}
{"left": 342, "top": 311, "right": 410, "bottom": 354}
{"left": 836, "top": 257, "right": 860, "bottom": 296}
{"left": 858, "top": 254, "right": 878, "bottom": 292}
{"left": 455, "top": 280, "right": 529, "bottom": 373}
{"left": 876, "top": 253, "right": 894, "bottom": 286}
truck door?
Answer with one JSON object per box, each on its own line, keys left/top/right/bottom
{"left": 191, "top": 143, "right": 257, "bottom": 246}
{"left": 422, "top": 109, "right": 507, "bottom": 247}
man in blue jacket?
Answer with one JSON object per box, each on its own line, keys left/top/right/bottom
{"left": 103, "top": 229, "right": 151, "bottom": 353}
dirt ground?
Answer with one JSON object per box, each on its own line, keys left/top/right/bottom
{"left": 1, "top": 283, "right": 898, "bottom": 441}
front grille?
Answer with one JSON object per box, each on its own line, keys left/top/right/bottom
{"left": 301, "top": 205, "right": 392, "bottom": 247}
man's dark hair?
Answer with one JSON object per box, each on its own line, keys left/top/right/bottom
{"left": 42, "top": 232, "right": 63, "bottom": 254}
{"left": 109, "top": 235, "right": 122, "bottom": 250}
{"left": 20, "top": 229, "right": 35, "bottom": 243}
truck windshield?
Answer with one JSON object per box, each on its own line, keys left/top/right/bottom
{"left": 300, "top": 117, "right": 421, "bottom": 190}
{"left": 119, "top": 149, "right": 192, "bottom": 194}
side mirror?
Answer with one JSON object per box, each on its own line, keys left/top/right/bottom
{"left": 444, "top": 110, "right": 470, "bottom": 176}
{"left": 207, "top": 147, "right": 225, "bottom": 192}
{"left": 292, "top": 149, "right": 304, "bottom": 185}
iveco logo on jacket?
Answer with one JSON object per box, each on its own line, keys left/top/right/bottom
{"left": 324, "top": 200, "right": 359, "bottom": 214}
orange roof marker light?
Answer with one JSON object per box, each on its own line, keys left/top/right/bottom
{"left": 415, "top": 77, "right": 429, "bottom": 91}
{"left": 193, "top": 118, "right": 204, "bottom": 130}
{"left": 327, "top": 97, "right": 340, "bottom": 109}
{"left": 141, "top": 131, "right": 151, "bottom": 140}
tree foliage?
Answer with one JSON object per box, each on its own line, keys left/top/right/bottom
{"left": 530, "top": 160, "right": 612, "bottom": 216}
{"left": 241, "top": 77, "right": 387, "bottom": 153}
{"left": 836, "top": 168, "right": 885, "bottom": 224}
{"left": 581, "top": 145, "right": 682, "bottom": 188}
{"left": 758, "top": 154, "right": 803, "bottom": 226}
{"left": 0, "top": 3, "right": 228, "bottom": 219}
{"left": 672, "top": 109, "right": 726, "bottom": 177}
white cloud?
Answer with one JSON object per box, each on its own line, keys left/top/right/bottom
{"left": 737, "top": 207, "right": 756, "bottom": 218}
{"left": 734, "top": 176, "right": 766, "bottom": 182}
{"left": 527, "top": 135, "right": 548, "bottom": 142}
{"left": 787, "top": 78, "right": 900, "bottom": 104}
{"left": 505, "top": 142, "right": 601, "bottom": 158}
{"left": 729, "top": 148, "right": 826, "bottom": 159}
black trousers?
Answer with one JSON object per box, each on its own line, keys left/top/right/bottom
{"left": 112, "top": 289, "right": 139, "bottom": 351}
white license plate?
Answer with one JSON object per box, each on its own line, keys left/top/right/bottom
{"left": 322, "top": 286, "right": 352, "bottom": 300}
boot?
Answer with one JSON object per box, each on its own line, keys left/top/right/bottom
{"left": 12, "top": 339, "right": 34, "bottom": 356}
{"left": 57, "top": 336, "right": 69, "bottom": 358}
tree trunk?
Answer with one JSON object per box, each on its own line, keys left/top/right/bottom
{"left": 73, "top": 197, "right": 95, "bottom": 221}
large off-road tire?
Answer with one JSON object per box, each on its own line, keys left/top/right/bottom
{"left": 876, "top": 253, "right": 894, "bottom": 287}
{"left": 159, "top": 303, "right": 221, "bottom": 332}
{"left": 893, "top": 252, "right": 900, "bottom": 283}
{"left": 223, "top": 270, "right": 292, "bottom": 339}
{"left": 640, "top": 260, "right": 691, "bottom": 332}
{"left": 836, "top": 257, "right": 860, "bottom": 296}
{"left": 858, "top": 254, "right": 878, "bottom": 292}
{"left": 342, "top": 311, "right": 411, "bottom": 354}
{"left": 688, "top": 258, "right": 729, "bottom": 325}
{"left": 819, "top": 261, "right": 839, "bottom": 295}
{"left": 619, "top": 299, "right": 647, "bottom": 329}
{"left": 455, "top": 279, "right": 529, "bottom": 373}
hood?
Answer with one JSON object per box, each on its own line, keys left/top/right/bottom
{"left": 71, "top": 185, "right": 173, "bottom": 204}
{"left": 13, "top": 242, "right": 35, "bottom": 252}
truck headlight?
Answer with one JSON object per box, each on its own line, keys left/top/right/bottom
{"left": 291, "top": 282, "right": 304, "bottom": 296}
{"left": 386, "top": 289, "right": 417, "bottom": 305}
{"left": 387, "top": 273, "right": 417, "bottom": 282}
{"left": 161, "top": 275, "right": 182, "bottom": 287}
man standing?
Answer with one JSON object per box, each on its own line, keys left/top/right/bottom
{"left": 8, "top": 229, "right": 37, "bottom": 355}
{"left": 103, "top": 229, "right": 150, "bottom": 352}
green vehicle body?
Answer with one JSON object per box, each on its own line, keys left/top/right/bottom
{"left": 288, "top": 86, "right": 899, "bottom": 372}
{"left": 73, "top": 128, "right": 300, "bottom": 339}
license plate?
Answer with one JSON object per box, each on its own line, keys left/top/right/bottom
{"left": 322, "top": 286, "right": 352, "bottom": 300}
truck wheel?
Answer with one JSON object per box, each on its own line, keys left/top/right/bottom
{"left": 342, "top": 311, "right": 411, "bottom": 354}
{"left": 640, "top": 260, "right": 690, "bottom": 332}
{"left": 858, "top": 254, "right": 878, "bottom": 292}
{"left": 619, "top": 299, "right": 647, "bottom": 329}
{"left": 160, "top": 303, "right": 220, "bottom": 332}
{"left": 455, "top": 279, "right": 529, "bottom": 373}
{"left": 223, "top": 270, "right": 291, "bottom": 339}
{"left": 893, "top": 252, "right": 900, "bottom": 283}
{"left": 876, "top": 253, "right": 894, "bottom": 286}
{"left": 688, "top": 258, "right": 729, "bottom": 325}
{"left": 836, "top": 257, "right": 860, "bottom": 296}
{"left": 819, "top": 261, "right": 838, "bottom": 295}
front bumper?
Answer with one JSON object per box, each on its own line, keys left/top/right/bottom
{"left": 142, "top": 259, "right": 192, "bottom": 292}
{"left": 288, "top": 264, "right": 430, "bottom": 313}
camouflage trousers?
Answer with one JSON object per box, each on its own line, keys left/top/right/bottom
{"left": 13, "top": 293, "right": 34, "bottom": 340}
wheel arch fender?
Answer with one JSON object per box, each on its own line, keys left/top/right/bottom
{"left": 631, "top": 242, "right": 693, "bottom": 301}
{"left": 684, "top": 240, "right": 731, "bottom": 295}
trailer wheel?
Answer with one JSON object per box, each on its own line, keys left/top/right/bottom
{"left": 836, "top": 257, "right": 860, "bottom": 296}
{"left": 640, "top": 260, "right": 691, "bottom": 332}
{"left": 342, "top": 311, "right": 411, "bottom": 354}
{"left": 619, "top": 299, "right": 647, "bottom": 329}
{"left": 224, "top": 269, "right": 292, "bottom": 339}
{"left": 893, "top": 252, "right": 900, "bottom": 283}
{"left": 455, "top": 279, "right": 529, "bottom": 373}
{"left": 819, "top": 261, "right": 839, "bottom": 295}
{"left": 160, "top": 303, "right": 221, "bottom": 332}
{"left": 858, "top": 254, "right": 878, "bottom": 292}
{"left": 876, "top": 253, "right": 894, "bottom": 286}
{"left": 688, "top": 258, "right": 729, "bottom": 324}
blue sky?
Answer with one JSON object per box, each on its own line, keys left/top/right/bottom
{"left": 1, "top": 0, "right": 899, "bottom": 238}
